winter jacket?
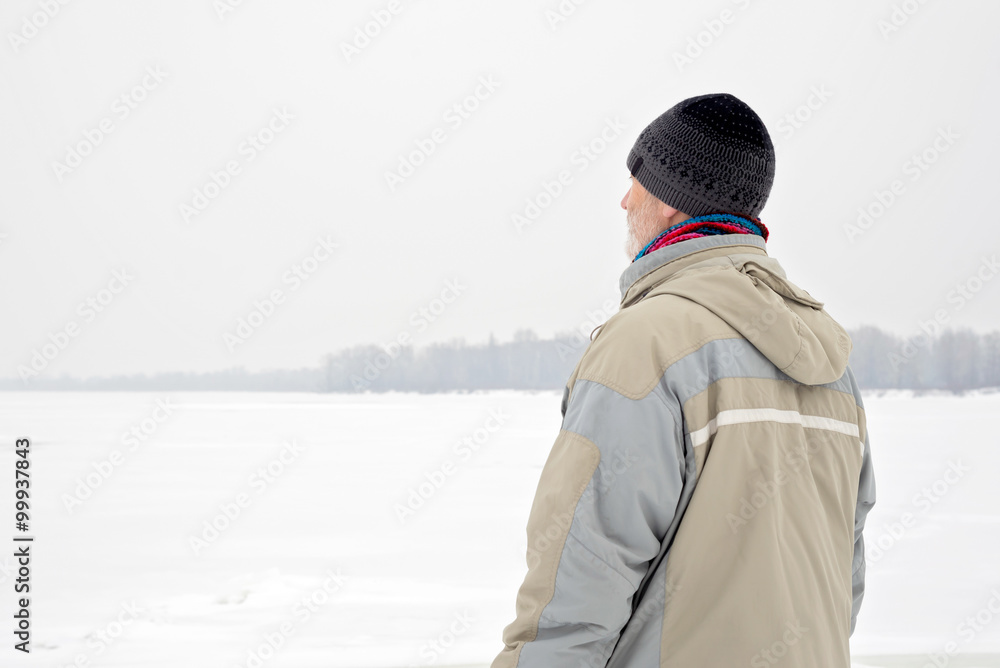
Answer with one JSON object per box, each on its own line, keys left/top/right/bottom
{"left": 491, "top": 233, "right": 877, "bottom": 667}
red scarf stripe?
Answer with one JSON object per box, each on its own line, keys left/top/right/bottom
{"left": 644, "top": 221, "right": 756, "bottom": 255}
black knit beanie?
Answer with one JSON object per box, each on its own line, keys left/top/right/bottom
{"left": 626, "top": 93, "right": 775, "bottom": 218}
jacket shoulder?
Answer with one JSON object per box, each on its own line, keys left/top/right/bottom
{"left": 574, "top": 293, "right": 741, "bottom": 400}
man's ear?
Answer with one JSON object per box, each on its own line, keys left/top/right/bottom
{"left": 659, "top": 200, "right": 680, "bottom": 220}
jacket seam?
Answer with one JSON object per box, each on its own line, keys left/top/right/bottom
{"left": 563, "top": 528, "right": 636, "bottom": 590}
{"left": 578, "top": 330, "right": 739, "bottom": 400}
{"left": 771, "top": 299, "right": 805, "bottom": 374}
{"left": 852, "top": 548, "right": 865, "bottom": 575}
{"left": 580, "top": 336, "right": 864, "bottom": 413}
{"left": 651, "top": 382, "right": 683, "bottom": 428}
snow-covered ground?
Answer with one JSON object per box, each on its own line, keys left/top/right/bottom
{"left": 0, "top": 389, "right": 997, "bottom": 667}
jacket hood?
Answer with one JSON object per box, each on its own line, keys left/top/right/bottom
{"left": 625, "top": 238, "right": 852, "bottom": 386}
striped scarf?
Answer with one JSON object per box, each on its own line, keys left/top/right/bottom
{"left": 633, "top": 212, "right": 769, "bottom": 262}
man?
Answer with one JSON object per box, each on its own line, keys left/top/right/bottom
{"left": 491, "top": 93, "right": 876, "bottom": 667}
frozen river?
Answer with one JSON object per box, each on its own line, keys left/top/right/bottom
{"left": 0, "top": 389, "right": 998, "bottom": 667}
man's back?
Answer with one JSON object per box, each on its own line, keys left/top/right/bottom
{"left": 491, "top": 235, "right": 876, "bottom": 667}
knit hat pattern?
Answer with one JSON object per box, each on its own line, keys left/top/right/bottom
{"left": 626, "top": 93, "right": 776, "bottom": 218}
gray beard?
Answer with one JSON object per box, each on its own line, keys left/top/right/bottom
{"left": 624, "top": 202, "right": 659, "bottom": 260}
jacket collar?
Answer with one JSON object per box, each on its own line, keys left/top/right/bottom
{"left": 619, "top": 234, "right": 768, "bottom": 307}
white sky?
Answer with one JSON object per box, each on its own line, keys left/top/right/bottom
{"left": 1, "top": 0, "right": 998, "bottom": 379}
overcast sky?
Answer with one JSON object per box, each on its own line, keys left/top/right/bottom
{"left": 1, "top": 0, "right": 998, "bottom": 380}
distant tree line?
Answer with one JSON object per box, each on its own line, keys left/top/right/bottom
{"left": 848, "top": 326, "right": 1000, "bottom": 392}
{"left": 4, "top": 326, "right": 999, "bottom": 393}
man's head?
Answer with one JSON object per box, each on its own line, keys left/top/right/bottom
{"left": 622, "top": 93, "right": 775, "bottom": 258}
